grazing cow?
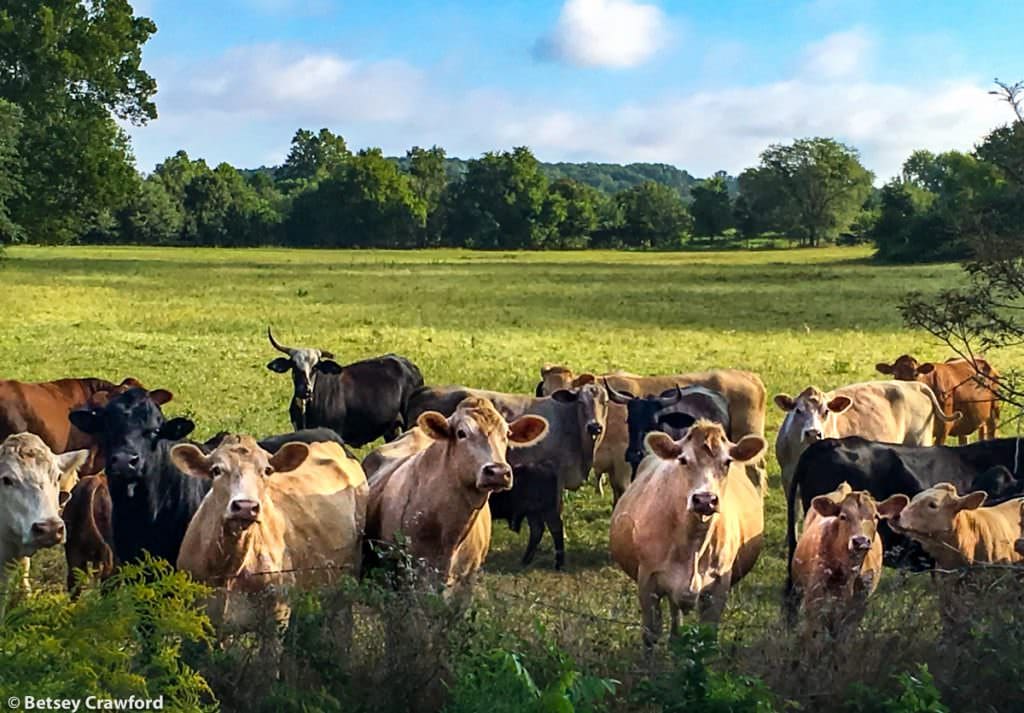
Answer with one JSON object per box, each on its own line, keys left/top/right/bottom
{"left": 537, "top": 365, "right": 767, "bottom": 501}
{"left": 876, "top": 354, "right": 1000, "bottom": 444}
{"left": 609, "top": 421, "right": 766, "bottom": 646}
{"left": 0, "top": 434, "right": 86, "bottom": 591}
{"left": 774, "top": 380, "right": 961, "bottom": 495}
{"left": 885, "top": 484, "right": 1024, "bottom": 568}
{"left": 605, "top": 382, "right": 730, "bottom": 478}
{"left": 366, "top": 397, "right": 548, "bottom": 590}
{"left": 786, "top": 436, "right": 1024, "bottom": 572}
{"left": 265, "top": 327, "right": 423, "bottom": 446}
{"left": 403, "top": 381, "right": 606, "bottom": 568}
{"left": 0, "top": 377, "right": 147, "bottom": 476}
{"left": 61, "top": 474, "right": 114, "bottom": 594}
{"left": 785, "top": 483, "right": 905, "bottom": 635}
{"left": 173, "top": 436, "right": 367, "bottom": 630}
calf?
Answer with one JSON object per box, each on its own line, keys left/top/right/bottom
{"left": 609, "top": 421, "right": 766, "bottom": 646}
{"left": 62, "top": 474, "right": 114, "bottom": 595}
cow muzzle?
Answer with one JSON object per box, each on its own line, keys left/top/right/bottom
{"left": 108, "top": 451, "right": 141, "bottom": 474}
{"left": 478, "top": 463, "right": 513, "bottom": 492}
{"left": 586, "top": 421, "right": 604, "bottom": 437}
{"left": 30, "top": 518, "right": 65, "bottom": 548}
{"left": 802, "top": 429, "right": 823, "bottom": 444}
{"left": 849, "top": 535, "right": 872, "bottom": 553}
{"left": 226, "top": 499, "right": 260, "bottom": 530}
{"left": 690, "top": 492, "right": 719, "bottom": 517}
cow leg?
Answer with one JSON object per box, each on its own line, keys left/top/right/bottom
{"left": 611, "top": 461, "right": 631, "bottom": 505}
{"left": 521, "top": 513, "right": 545, "bottom": 567}
{"left": 668, "top": 602, "right": 681, "bottom": 640}
{"left": 639, "top": 577, "right": 662, "bottom": 649}
{"left": 593, "top": 471, "right": 606, "bottom": 497}
{"left": 958, "top": 434, "right": 968, "bottom": 446}
{"left": 697, "top": 575, "right": 730, "bottom": 626}
{"left": 544, "top": 507, "right": 566, "bottom": 571}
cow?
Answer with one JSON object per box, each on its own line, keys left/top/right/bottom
{"left": 609, "top": 421, "right": 766, "bottom": 646}
{"left": 605, "top": 382, "right": 730, "bottom": 479}
{"left": 885, "top": 484, "right": 1024, "bottom": 569}
{"left": 0, "top": 376, "right": 147, "bottom": 477}
{"left": 402, "top": 380, "right": 606, "bottom": 568}
{"left": 876, "top": 354, "right": 1000, "bottom": 444}
{"left": 365, "top": 397, "right": 548, "bottom": 591}
{"left": 785, "top": 436, "right": 1024, "bottom": 573}
{"left": 173, "top": 436, "right": 368, "bottom": 633}
{"left": 0, "top": 433, "right": 87, "bottom": 593}
{"left": 537, "top": 365, "right": 767, "bottom": 502}
{"left": 774, "top": 380, "right": 961, "bottom": 496}
{"left": 784, "top": 482, "right": 905, "bottom": 636}
{"left": 61, "top": 473, "right": 114, "bottom": 595}
{"left": 265, "top": 327, "right": 423, "bottom": 446}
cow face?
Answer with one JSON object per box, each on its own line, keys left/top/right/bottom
{"left": 810, "top": 488, "right": 905, "bottom": 566}
{"left": 0, "top": 434, "right": 87, "bottom": 558}
{"left": 266, "top": 327, "right": 341, "bottom": 401}
{"left": 550, "top": 377, "right": 608, "bottom": 443}
{"left": 536, "top": 364, "right": 576, "bottom": 397}
{"left": 609, "top": 384, "right": 699, "bottom": 477}
{"left": 69, "top": 388, "right": 194, "bottom": 495}
{"left": 775, "top": 387, "right": 852, "bottom": 445}
{"left": 645, "top": 420, "right": 765, "bottom": 520}
{"left": 876, "top": 354, "right": 934, "bottom": 381}
{"left": 171, "top": 435, "right": 309, "bottom": 535}
{"left": 417, "top": 397, "right": 548, "bottom": 494}
{"left": 885, "top": 483, "right": 985, "bottom": 543}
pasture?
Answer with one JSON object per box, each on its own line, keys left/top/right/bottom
{"left": 3, "top": 244, "right": 1021, "bottom": 708}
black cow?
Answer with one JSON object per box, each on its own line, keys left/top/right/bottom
{"left": 786, "top": 436, "right": 1024, "bottom": 576}
{"left": 605, "top": 381, "right": 731, "bottom": 478}
{"left": 488, "top": 463, "right": 564, "bottom": 569}
{"left": 265, "top": 327, "right": 423, "bottom": 446}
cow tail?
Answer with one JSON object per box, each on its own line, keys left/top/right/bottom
{"left": 923, "top": 383, "right": 960, "bottom": 423}
{"left": 783, "top": 459, "right": 802, "bottom": 628}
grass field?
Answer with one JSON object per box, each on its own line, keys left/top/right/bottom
{"left": 3, "top": 244, "right": 1019, "bottom": 706}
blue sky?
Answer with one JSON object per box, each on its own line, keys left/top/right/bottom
{"left": 128, "top": 0, "right": 1024, "bottom": 179}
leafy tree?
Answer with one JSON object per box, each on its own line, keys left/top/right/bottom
{"left": 546, "top": 179, "right": 601, "bottom": 249}
{"left": 0, "top": 99, "right": 22, "bottom": 247}
{"left": 690, "top": 172, "right": 733, "bottom": 238}
{"left": 406, "top": 145, "right": 449, "bottom": 247}
{"left": 745, "top": 138, "right": 874, "bottom": 246}
{"left": 114, "top": 175, "right": 184, "bottom": 245}
{"left": 613, "top": 181, "right": 692, "bottom": 249}
{"left": 276, "top": 128, "right": 350, "bottom": 188}
{"left": 0, "top": 0, "right": 157, "bottom": 243}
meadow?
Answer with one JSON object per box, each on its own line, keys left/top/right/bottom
{"left": 3, "top": 244, "right": 1021, "bottom": 710}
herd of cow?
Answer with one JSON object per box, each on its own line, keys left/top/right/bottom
{"left": 0, "top": 327, "right": 1019, "bottom": 646}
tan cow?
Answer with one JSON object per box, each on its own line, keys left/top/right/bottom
{"left": 785, "top": 482, "right": 904, "bottom": 636}
{"left": 774, "top": 380, "right": 961, "bottom": 495}
{"left": 609, "top": 420, "right": 766, "bottom": 647}
{"left": 876, "top": 354, "right": 1000, "bottom": 444}
{"left": 538, "top": 365, "right": 767, "bottom": 501}
{"left": 365, "top": 397, "right": 548, "bottom": 592}
{"left": 885, "top": 483, "right": 1024, "bottom": 569}
{"left": 173, "top": 436, "right": 368, "bottom": 631}
{"left": 0, "top": 433, "right": 86, "bottom": 594}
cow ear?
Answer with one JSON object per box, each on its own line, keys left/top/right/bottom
{"left": 827, "top": 396, "right": 853, "bottom": 413}
{"left": 534, "top": 382, "right": 545, "bottom": 397}
{"left": 417, "top": 411, "right": 451, "bottom": 441}
{"left": 270, "top": 442, "right": 310, "bottom": 473}
{"left": 659, "top": 412, "right": 696, "bottom": 431}
{"left": 170, "top": 443, "right": 213, "bottom": 479}
{"left": 917, "top": 363, "right": 935, "bottom": 375}
{"left": 509, "top": 415, "right": 549, "bottom": 447}
{"left": 149, "top": 389, "right": 174, "bottom": 406}
{"left": 876, "top": 494, "right": 909, "bottom": 520}
{"left": 57, "top": 449, "right": 89, "bottom": 477}
{"left": 549, "top": 389, "right": 578, "bottom": 403}
{"left": 875, "top": 362, "right": 894, "bottom": 375}
{"left": 267, "top": 357, "right": 292, "bottom": 373}
{"left": 773, "top": 394, "right": 796, "bottom": 411}
{"left": 729, "top": 435, "right": 766, "bottom": 464}
{"left": 645, "top": 432, "right": 681, "bottom": 460}
{"left": 957, "top": 490, "right": 987, "bottom": 511}
{"left": 571, "top": 373, "right": 596, "bottom": 388}
{"left": 811, "top": 495, "right": 842, "bottom": 518}
{"left": 58, "top": 490, "right": 72, "bottom": 509}
{"left": 69, "top": 408, "right": 103, "bottom": 435}
{"left": 159, "top": 417, "right": 195, "bottom": 441}
{"left": 119, "top": 377, "right": 144, "bottom": 389}
{"left": 316, "top": 359, "right": 342, "bottom": 374}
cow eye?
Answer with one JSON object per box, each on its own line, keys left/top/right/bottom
{"left": 456, "top": 429, "right": 467, "bottom": 440}
{"left": 264, "top": 466, "right": 273, "bottom": 477}
{"left": 723, "top": 458, "right": 733, "bottom": 468}
{"left": 678, "top": 455, "right": 688, "bottom": 466}
{"left": 0, "top": 476, "right": 12, "bottom": 487}
{"left": 929, "top": 502, "right": 938, "bottom": 509}
{"left": 839, "top": 513, "right": 847, "bottom": 521}
{"left": 210, "top": 465, "right": 222, "bottom": 477}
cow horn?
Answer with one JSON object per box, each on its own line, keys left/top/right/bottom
{"left": 267, "top": 326, "right": 296, "bottom": 356}
{"left": 604, "top": 379, "right": 636, "bottom": 405}
{"left": 660, "top": 385, "right": 684, "bottom": 407}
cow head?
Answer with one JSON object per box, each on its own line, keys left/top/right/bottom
{"left": 416, "top": 396, "right": 548, "bottom": 494}
{"left": 884, "top": 483, "right": 985, "bottom": 545}
{"left": 536, "top": 364, "right": 583, "bottom": 397}
{"left": 170, "top": 435, "right": 309, "bottom": 535}
{"left": 876, "top": 354, "right": 934, "bottom": 381}
{"left": 810, "top": 484, "right": 906, "bottom": 566}
{"left": 607, "top": 382, "right": 701, "bottom": 477}
{"left": 970, "top": 465, "right": 1024, "bottom": 504}
{"left": 266, "top": 326, "right": 341, "bottom": 402}
{"left": 550, "top": 375, "right": 608, "bottom": 442}
{"left": 644, "top": 420, "right": 765, "bottom": 521}
{"left": 69, "top": 388, "right": 194, "bottom": 498}
{"left": 774, "top": 387, "right": 852, "bottom": 445}
{"left": 0, "top": 434, "right": 87, "bottom": 558}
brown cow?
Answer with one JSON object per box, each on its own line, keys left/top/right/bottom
{"left": 61, "top": 474, "right": 115, "bottom": 595}
{"left": 0, "top": 377, "right": 153, "bottom": 476}
{"left": 876, "top": 355, "right": 1000, "bottom": 444}
{"left": 785, "top": 482, "right": 904, "bottom": 636}
{"left": 609, "top": 421, "right": 766, "bottom": 646}
{"left": 538, "top": 365, "right": 767, "bottom": 501}
{"left": 365, "top": 397, "right": 548, "bottom": 592}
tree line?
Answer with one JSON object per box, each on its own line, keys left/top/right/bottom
{"left": 0, "top": 1, "right": 1018, "bottom": 262}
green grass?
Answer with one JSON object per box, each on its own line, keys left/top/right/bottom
{"left": 2, "top": 244, "right": 1017, "bottom": 670}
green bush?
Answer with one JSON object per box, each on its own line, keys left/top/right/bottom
{"left": 845, "top": 665, "right": 948, "bottom": 713}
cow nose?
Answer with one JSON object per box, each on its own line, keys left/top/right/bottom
{"left": 481, "top": 463, "right": 513, "bottom": 489}
{"left": 850, "top": 535, "right": 871, "bottom": 552}
{"left": 31, "top": 518, "right": 65, "bottom": 544}
{"left": 229, "top": 499, "right": 260, "bottom": 520}
{"left": 587, "top": 421, "right": 603, "bottom": 437}
{"left": 803, "top": 429, "right": 822, "bottom": 443}
{"left": 691, "top": 492, "right": 719, "bottom": 516}
{"left": 111, "top": 452, "right": 140, "bottom": 471}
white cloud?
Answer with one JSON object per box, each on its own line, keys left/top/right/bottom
{"left": 800, "top": 27, "right": 872, "bottom": 79}
{"left": 535, "top": 0, "right": 669, "bottom": 68}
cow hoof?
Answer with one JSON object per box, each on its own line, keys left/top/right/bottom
{"left": 554, "top": 552, "right": 565, "bottom": 571}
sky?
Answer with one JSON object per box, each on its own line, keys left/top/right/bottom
{"left": 128, "top": 0, "right": 1024, "bottom": 180}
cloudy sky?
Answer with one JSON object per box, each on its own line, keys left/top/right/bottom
{"left": 128, "top": 0, "right": 1023, "bottom": 180}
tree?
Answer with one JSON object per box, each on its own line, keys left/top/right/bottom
{"left": 613, "top": 181, "right": 692, "bottom": 249}
{"left": 114, "top": 176, "right": 183, "bottom": 245}
{"left": 744, "top": 138, "right": 874, "bottom": 246}
{"left": 0, "top": 0, "right": 157, "bottom": 243}
{"left": 546, "top": 178, "right": 601, "bottom": 248}
{"left": 406, "top": 145, "right": 448, "bottom": 247}
{"left": 0, "top": 99, "right": 23, "bottom": 247}
{"left": 276, "top": 128, "right": 350, "bottom": 187}
{"left": 689, "top": 172, "right": 733, "bottom": 238}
